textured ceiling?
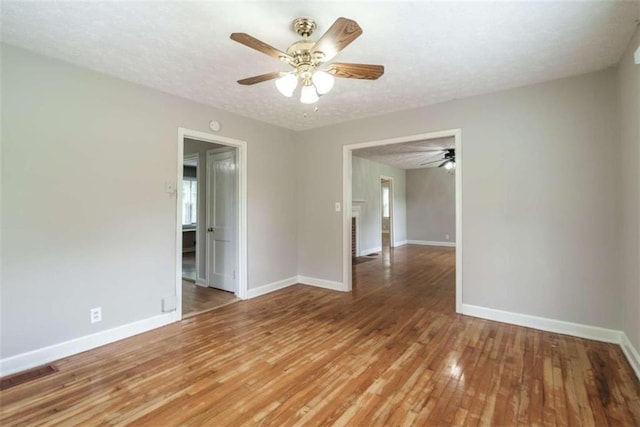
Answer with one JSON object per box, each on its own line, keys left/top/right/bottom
{"left": 1, "top": 1, "right": 638, "bottom": 131}
{"left": 354, "top": 137, "right": 454, "bottom": 170}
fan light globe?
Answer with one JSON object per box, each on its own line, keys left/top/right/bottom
{"left": 312, "top": 71, "right": 334, "bottom": 95}
{"left": 300, "top": 84, "right": 319, "bottom": 104}
{"left": 275, "top": 73, "right": 297, "bottom": 97}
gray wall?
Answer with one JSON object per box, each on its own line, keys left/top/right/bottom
{"left": 1, "top": 45, "right": 298, "bottom": 358}
{"left": 618, "top": 28, "right": 640, "bottom": 352}
{"left": 297, "top": 68, "right": 621, "bottom": 330}
{"left": 2, "top": 40, "right": 638, "bottom": 363}
{"left": 406, "top": 168, "right": 455, "bottom": 243}
{"left": 351, "top": 156, "right": 406, "bottom": 253}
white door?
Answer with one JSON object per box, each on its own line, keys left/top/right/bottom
{"left": 206, "top": 150, "right": 237, "bottom": 292}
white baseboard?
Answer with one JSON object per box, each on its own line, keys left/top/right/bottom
{"left": 621, "top": 333, "right": 640, "bottom": 381}
{"left": 461, "top": 304, "right": 621, "bottom": 343}
{"left": 407, "top": 240, "right": 456, "bottom": 247}
{"left": 247, "top": 276, "right": 298, "bottom": 299}
{"left": 298, "top": 275, "right": 347, "bottom": 292}
{"left": 393, "top": 240, "right": 408, "bottom": 247}
{"left": 247, "top": 275, "right": 348, "bottom": 297}
{"left": 359, "top": 247, "right": 382, "bottom": 256}
{"left": 246, "top": 274, "right": 349, "bottom": 298}
{"left": 0, "top": 312, "right": 177, "bottom": 377}
{"left": 195, "top": 278, "right": 208, "bottom": 287}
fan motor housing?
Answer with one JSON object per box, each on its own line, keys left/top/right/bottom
{"left": 287, "top": 40, "right": 314, "bottom": 57}
{"left": 287, "top": 40, "right": 324, "bottom": 74}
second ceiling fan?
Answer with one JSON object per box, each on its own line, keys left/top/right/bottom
{"left": 420, "top": 148, "right": 457, "bottom": 170}
{"left": 230, "top": 17, "right": 384, "bottom": 104}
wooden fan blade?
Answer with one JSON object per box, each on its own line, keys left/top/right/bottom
{"left": 230, "top": 33, "right": 292, "bottom": 62}
{"left": 438, "top": 161, "right": 449, "bottom": 168}
{"left": 237, "top": 72, "right": 285, "bottom": 85}
{"left": 325, "top": 63, "right": 384, "bottom": 80}
{"left": 311, "top": 17, "right": 362, "bottom": 62}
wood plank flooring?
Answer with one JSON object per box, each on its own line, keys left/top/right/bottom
{"left": 182, "top": 280, "right": 238, "bottom": 317}
{"left": 1, "top": 245, "right": 639, "bottom": 425}
{"left": 182, "top": 252, "right": 196, "bottom": 282}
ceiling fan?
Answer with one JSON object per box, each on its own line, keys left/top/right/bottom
{"left": 230, "top": 17, "right": 384, "bottom": 104}
{"left": 420, "top": 148, "right": 456, "bottom": 170}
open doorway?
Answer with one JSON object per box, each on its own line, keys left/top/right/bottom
{"left": 344, "top": 129, "right": 462, "bottom": 312}
{"left": 380, "top": 177, "right": 393, "bottom": 249}
{"left": 177, "top": 128, "right": 248, "bottom": 318}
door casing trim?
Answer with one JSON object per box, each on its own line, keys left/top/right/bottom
{"left": 177, "top": 128, "right": 248, "bottom": 320}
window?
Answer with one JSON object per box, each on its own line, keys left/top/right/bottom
{"left": 182, "top": 178, "right": 197, "bottom": 225}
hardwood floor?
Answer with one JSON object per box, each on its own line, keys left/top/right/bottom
{"left": 2, "top": 245, "right": 639, "bottom": 425}
{"left": 182, "top": 280, "right": 238, "bottom": 318}
{"left": 182, "top": 252, "right": 196, "bottom": 281}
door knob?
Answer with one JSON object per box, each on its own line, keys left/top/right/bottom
{"left": 207, "top": 227, "right": 214, "bottom": 232}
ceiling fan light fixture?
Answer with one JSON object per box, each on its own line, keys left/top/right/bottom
{"left": 312, "top": 70, "right": 334, "bottom": 95}
{"left": 300, "top": 83, "right": 319, "bottom": 104}
{"left": 275, "top": 73, "right": 298, "bottom": 97}
{"left": 231, "top": 17, "right": 383, "bottom": 104}
{"left": 444, "top": 160, "right": 456, "bottom": 170}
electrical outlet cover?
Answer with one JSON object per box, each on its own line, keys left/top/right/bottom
{"left": 90, "top": 307, "right": 102, "bottom": 323}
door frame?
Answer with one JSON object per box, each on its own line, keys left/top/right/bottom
{"left": 176, "top": 127, "right": 248, "bottom": 320}
{"left": 182, "top": 152, "right": 201, "bottom": 285}
{"left": 342, "top": 128, "right": 463, "bottom": 313}
{"left": 380, "top": 176, "right": 394, "bottom": 248}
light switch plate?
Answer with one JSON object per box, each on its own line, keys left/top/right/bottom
{"left": 335, "top": 202, "right": 341, "bottom": 212}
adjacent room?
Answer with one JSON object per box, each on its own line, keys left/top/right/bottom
{"left": 2, "top": 1, "right": 639, "bottom": 425}
{"left": 350, "top": 137, "right": 457, "bottom": 307}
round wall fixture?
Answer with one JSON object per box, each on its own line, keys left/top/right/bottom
{"left": 209, "top": 120, "right": 221, "bottom": 132}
